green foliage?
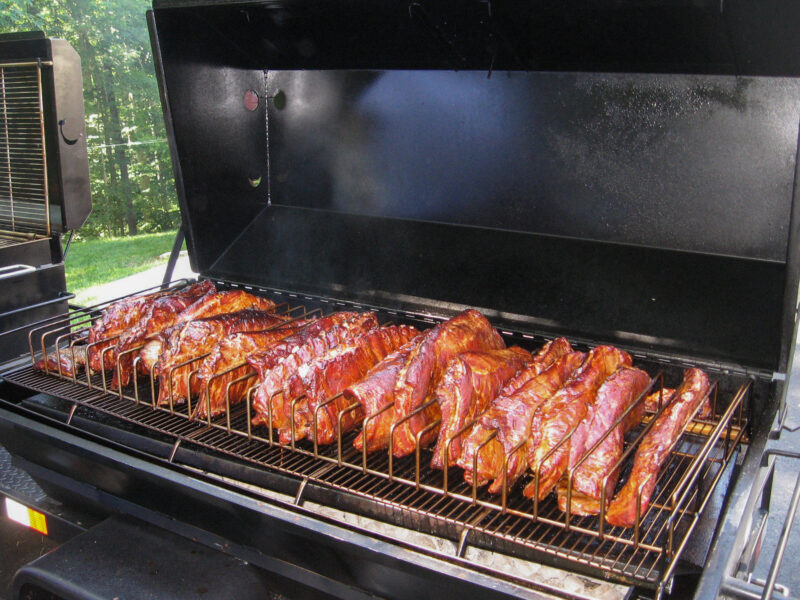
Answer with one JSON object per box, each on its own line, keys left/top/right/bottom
{"left": 1, "top": 0, "right": 181, "bottom": 238}
{"left": 65, "top": 231, "right": 177, "bottom": 295}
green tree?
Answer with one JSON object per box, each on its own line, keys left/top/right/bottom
{"left": 0, "top": 0, "right": 180, "bottom": 237}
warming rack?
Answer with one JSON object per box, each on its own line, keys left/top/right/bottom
{"left": 6, "top": 280, "right": 750, "bottom": 596}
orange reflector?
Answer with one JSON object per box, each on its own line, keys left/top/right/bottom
{"left": 4, "top": 497, "right": 48, "bottom": 535}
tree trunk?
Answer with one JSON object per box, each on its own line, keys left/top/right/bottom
{"left": 102, "top": 62, "right": 137, "bottom": 235}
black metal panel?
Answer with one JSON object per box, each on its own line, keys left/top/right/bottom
{"left": 48, "top": 40, "right": 91, "bottom": 232}
{"left": 13, "top": 516, "right": 333, "bottom": 600}
{"left": 0, "top": 408, "right": 549, "bottom": 600}
{"left": 267, "top": 70, "right": 799, "bottom": 261}
{"left": 0, "top": 263, "right": 66, "bottom": 314}
{"left": 150, "top": 0, "right": 800, "bottom": 76}
{"left": 211, "top": 206, "right": 784, "bottom": 368}
{"left": 148, "top": 10, "right": 270, "bottom": 273}
{"left": 0, "top": 238, "right": 55, "bottom": 269}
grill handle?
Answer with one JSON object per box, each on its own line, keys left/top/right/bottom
{"left": 0, "top": 264, "right": 36, "bottom": 280}
{"left": 721, "top": 449, "right": 800, "bottom": 600}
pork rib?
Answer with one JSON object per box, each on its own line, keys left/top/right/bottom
{"left": 604, "top": 368, "right": 711, "bottom": 528}
{"left": 348, "top": 338, "right": 422, "bottom": 454}
{"left": 111, "top": 280, "right": 217, "bottom": 388}
{"left": 247, "top": 312, "right": 380, "bottom": 429}
{"left": 87, "top": 283, "right": 207, "bottom": 373}
{"left": 286, "top": 325, "right": 420, "bottom": 445}
{"left": 499, "top": 337, "right": 574, "bottom": 397}
{"left": 429, "top": 346, "right": 531, "bottom": 470}
{"left": 191, "top": 321, "right": 312, "bottom": 420}
{"left": 391, "top": 309, "right": 505, "bottom": 457}
{"left": 523, "top": 345, "right": 632, "bottom": 501}
{"left": 556, "top": 366, "right": 650, "bottom": 516}
{"left": 156, "top": 309, "right": 288, "bottom": 406}
{"left": 35, "top": 345, "right": 88, "bottom": 377}
{"left": 458, "top": 350, "right": 585, "bottom": 492}
{"left": 138, "top": 289, "right": 277, "bottom": 377}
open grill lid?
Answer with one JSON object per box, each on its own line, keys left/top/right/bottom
{"left": 148, "top": 0, "right": 800, "bottom": 374}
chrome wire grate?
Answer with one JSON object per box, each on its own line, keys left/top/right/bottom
{"left": 10, "top": 282, "right": 751, "bottom": 592}
{"left": 0, "top": 61, "right": 48, "bottom": 236}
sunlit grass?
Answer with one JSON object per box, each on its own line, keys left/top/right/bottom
{"left": 65, "top": 232, "right": 178, "bottom": 302}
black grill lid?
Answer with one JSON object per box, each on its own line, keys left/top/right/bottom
{"left": 149, "top": 0, "right": 800, "bottom": 373}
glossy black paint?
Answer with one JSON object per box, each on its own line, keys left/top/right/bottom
{"left": 12, "top": 516, "right": 333, "bottom": 600}
{"left": 0, "top": 264, "right": 70, "bottom": 363}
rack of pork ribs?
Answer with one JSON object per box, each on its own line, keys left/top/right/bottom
{"left": 34, "top": 281, "right": 717, "bottom": 528}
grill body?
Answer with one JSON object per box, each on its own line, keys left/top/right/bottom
{"left": 2, "top": 3, "right": 800, "bottom": 599}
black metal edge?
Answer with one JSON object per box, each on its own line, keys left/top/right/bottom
{"left": 0, "top": 293, "right": 73, "bottom": 326}
{"left": 777, "top": 107, "right": 800, "bottom": 377}
{"left": 212, "top": 277, "right": 774, "bottom": 380}
{"left": 49, "top": 39, "right": 91, "bottom": 232}
{"left": 147, "top": 9, "right": 198, "bottom": 276}
{"left": 0, "top": 405, "right": 573, "bottom": 600}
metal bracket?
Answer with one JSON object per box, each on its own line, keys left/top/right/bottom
{"left": 168, "top": 439, "right": 181, "bottom": 463}
{"left": 161, "top": 226, "right": 185, "bottom": 287}
{"left": 456, "top": 528, "right": 470, "bottom": 558}
{"left": 66, "top": 403, "right": 77, "bottom": 426}
{"left": 294, "top": 478, "right": 309, "bottom": 507}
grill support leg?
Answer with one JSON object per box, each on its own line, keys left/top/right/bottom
{"left": 161, "top": 226, "right": 185, "bottom": 286}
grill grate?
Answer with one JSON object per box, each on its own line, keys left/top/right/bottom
{"left": 0, "top": 61, "right": 48, "bottom": 236}
{"left": 10, "top": 282, "right": 750, "bottom": 592}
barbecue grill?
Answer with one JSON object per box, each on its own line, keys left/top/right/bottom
{"left": 1, "top": 2, "right": 800, "bottom": 599}
{"left": 0, "top": 31, "right": 90, "bottom": 364}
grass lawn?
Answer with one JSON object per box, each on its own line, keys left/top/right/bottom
{"left": 65, "top": 232, "right": 178, "bottom": 302}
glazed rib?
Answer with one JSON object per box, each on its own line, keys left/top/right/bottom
{"left": 35, "top": 345, "right": 88, "bottom": 377}
{"left": 191, "top": 321, "right": 312, "bottom": 420}
{"left": 111, "top": 280, "right": 217, "bottom": 388}
{"left": 523, "top": 345, "right": 632, "bottom": 501}
{"left": 429, "top": 346, "right": 531, "bottom": 470}
{"left": 605, "top": 368, "right": 711, "bottom": 528}
{"left": 137, "top": 289, "right": 277, "bottom": 376}
{"left": 247, "top": 312, "right": 380, "bottom": 429}
{"left": 156, "top": 309, "right": 288, "bottom": 406}
{"left": 286, "top": 325, "right": 420, "bottom": 445}
{"left": 87, "top": 284, "right": 197, "bottom": 373}
{"left": 348, "top": 338, "right": 422, "bottom": 454}
{"left": 458, "top": 350, "right": 585, "bottom": 493}
{"left": 390, "top": 309, "right": 505, "bottom": 457}
{"left": 499, "top": 337, "right": 574, "bottom": 397}
{"left": 556, "top": 366, "right": 651, "bottom": 516}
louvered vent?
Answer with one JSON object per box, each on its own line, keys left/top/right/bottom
{"left": 0, "top": 61, "right": 48, "bottom": 236}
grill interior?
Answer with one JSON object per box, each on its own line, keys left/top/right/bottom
{"left": 0, "top": 61, "right": 48, "bottom": 237}
{"left": 7, "top": 280, "right": 752, "bottom": 592}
